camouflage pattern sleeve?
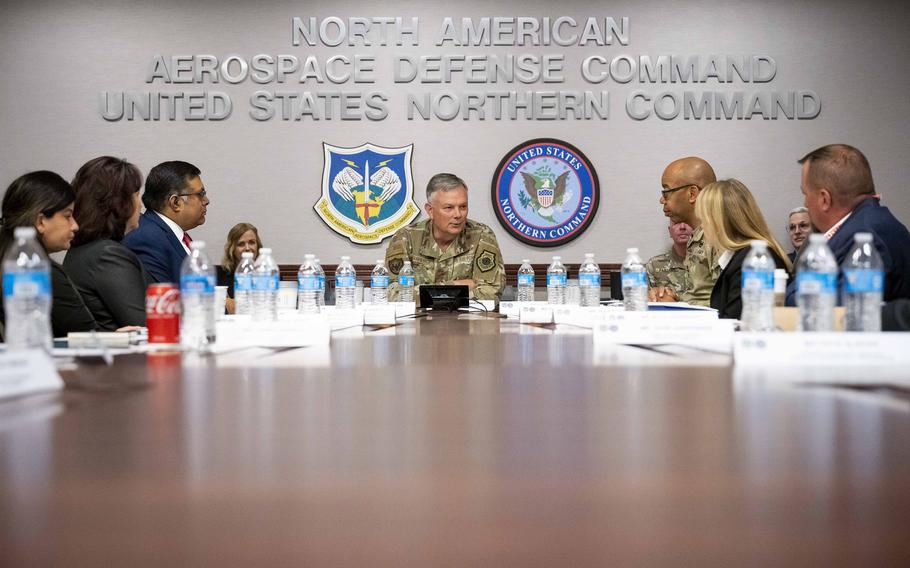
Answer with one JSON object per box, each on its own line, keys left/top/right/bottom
{"left": 385, "top": 228, "right": 411, "bottom": 301}
{"left": 646, "top": 252, "right": 671, "bottom": 288}
{"left": 470, "top": 227, "right": 505, "bottom": 300}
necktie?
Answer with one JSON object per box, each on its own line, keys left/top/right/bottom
{"left": 182, "top": 232, "right": 192, "bottom": 248}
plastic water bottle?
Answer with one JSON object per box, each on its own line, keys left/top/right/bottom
{"left": 251, "top": 247, "right": 279, "bottom": 321}
{"left": 233, "top": 251, "right": 254, "bottom": 316}
{"left": 180, "top": 241, "right": 216, "bottom": 350}
{"left": 335, "top": 256, "right": 356, "bottom": 310}
{"left": 843, "top": 232, "right": 883, "bottom": 332}
{"left": 740, "top": 240, "right": 776, "bottom": 331}
{"left": 371, "top": 259, "right": 389, "bottom": 305}
{"left": 578, "top": 253, "right": 601, "bottom": 307}
{"left": 797, "top": 233, "right": 838, "bottom": 331}
{"left": 517, "top": 259, "right": 535, "bottom": 302}
{"left": 398, "top": 260, "right": 415, "bottom": 303}
{"left": 1, "top": 227, "right": 52, "bottom": 351}
{"left": 547, "top": 256, "right": 567, "bottom": 304}
{"left": 621, "top": 247, "right": 648, "bottom": 311}
{"left": 297, "top": 254, "right": 320, "bottom": 314}
{"left": 314, "top": 258, "right": 326, "bottom": 306}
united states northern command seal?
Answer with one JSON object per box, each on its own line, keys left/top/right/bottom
{"left": 491, "top": 138, "right": 599, "bottom": 247}
{"left": 314, "top": 142, "right": 420, "bottom": 244}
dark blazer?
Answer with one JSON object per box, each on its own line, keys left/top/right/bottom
{"left": 64, "top": 239, "right": 153, "bottom": 330}
{"left": 883, "top": 299, "right": 910, "bottom": 331}
{"left": 786, "top": 198, "right": 910, "bottom": 305}
{"left": 711, "top": 247, "right": 787, "bottom": 320}
{"left": 0, "top": 260, "right": 97, "bottom": 338}
{"left": 216, "top": 265, "right": 236, "bottom": 298}
{"left": 122, "top": 210, "right": 187, "bottom": 284}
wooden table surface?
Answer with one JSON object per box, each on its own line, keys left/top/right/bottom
{"left": 1, "top": 314, "right": 908, "bottom": 566}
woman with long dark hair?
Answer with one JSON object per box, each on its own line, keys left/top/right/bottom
{"left": 0, "top": 171, "right": 97, "bottom": 336}
{"left": 64, "top": 156, "right": 153, "bottom": 330}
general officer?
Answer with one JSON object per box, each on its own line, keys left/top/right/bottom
{"left": 385, "top": 173, "right": 504, "bottom": 301}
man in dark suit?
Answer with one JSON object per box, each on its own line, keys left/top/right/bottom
{"left": 786, "top": 144, "right": 910, "bottom": 304}
{"left": 123, "top": 161, "right": 209, "bottom": 283}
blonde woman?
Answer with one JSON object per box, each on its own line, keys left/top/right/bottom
{"left": 217, "top": 222, "right": 263, "bottom": 313}
{"left": 695, "top": 179, "right": 792, "bottom": 319}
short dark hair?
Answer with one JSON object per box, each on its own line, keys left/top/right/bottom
{"left": 71, "top": 157, "right": 143, "bottom": 246}
{"left": 426, "top": 173, "right": 466, "bottom": 200}
{"left": 798, "top": 144, "right": 874, "bottom": 205}
{"left": 143, "top": 160, "right": 201, "bottom": 212}
{"left": 0, "top": 171, "right": 75, "bottom": 257}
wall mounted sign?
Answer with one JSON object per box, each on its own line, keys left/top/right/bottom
{"left": 491, "top": 138, "right": 599, "bottom": 247}
{"left": 314, "top": 142, "right": 420, "bottom": 244}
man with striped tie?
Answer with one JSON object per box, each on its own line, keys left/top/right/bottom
{"left": 124, "top": 160, "right": 209, "bottom": 283}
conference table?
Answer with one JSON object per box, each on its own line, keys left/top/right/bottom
{"left": 1, "top": 312, "right": 908, "bottom": 566}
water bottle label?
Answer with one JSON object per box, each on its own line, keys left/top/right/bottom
{"left": 517, "top": 274, "right": 534, "bottom": 286}
{"left": 398, "top": 275, "right": 415, "bottom": 287}
{"left": 797, "top": 272, "right": 836, "bottom": 294}
{"left": 844, "top": 268, "right": 883, "bottom": 293}
{"left": 579, "top": 273, "right": 601, "bottom": 287}
{"left": 252, "top": 274, "right": 280, "bottom": 291}
{"left": 621, "top": 272, "right": 647, "bottom": 287}
{"left": 318, "top": 275, "right": 326, "bottom": 290}
{"left": 3, "top": 271, "right": 51, "bottom": 298}
{"left": 336, "top": 275, "right": 356, "bottom": 288}
{"left": 741, "top": 270, "right": 774, "bottom": 291}
{"left": 547, "top": 274, "right": 567, "bottom": 286}
{"left": 234, "top": 274, "right": 252, "bottom": 292}
{"left": 371, "top": 275, "right": 389, "bottom": 288}
{"left": 298, "top": 275, "right": 320, "bottom": 291}
{"left": 181, "top": 274, "right": 215, "bottom": 295}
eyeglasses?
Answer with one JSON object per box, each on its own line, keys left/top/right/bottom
{"left": 660, "top": 184, "right": 698, "bottom": 199}
{"left": 787, "top": 221, "right": 811, "bottom": 232}
{"left": 177, "top": 188, "right": 207, "bottom": 200}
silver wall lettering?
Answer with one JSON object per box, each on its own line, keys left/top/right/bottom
{"left": 293, "top": 16, "right": 419, "bottom": 46}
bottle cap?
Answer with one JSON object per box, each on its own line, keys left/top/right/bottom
{"left": 808, "top": 234, "right": 826, "bottom": 244}
{"left": 854, "top": 232, "right": 873, "bottom": 243}
{"left": 304, "top": 253, "right": 314, "bottom": 259}
{"left": 552, "top": 255, "right": 561, "bottom": 260}
{"left": 190, "top": 241, "right": 206, "bottom": 250}
{"left": 627, "top": 247, "right": 639, "bottom": 254}
{"left": 259, "top": 247, "right": 272, "bottom": 255}
{"left": 376, "top": 259, "right": 384, "bottom": 264}
{"left": 522, "top": 259, "right": 529, "bottom": 263}
{"left": 13, "top": 227, "right": 36, "bottom": 239}
{"left": 341, "top": 255, "right": 350, "bottom": 261}
{"left": 750, "top": 240, "right": 768, "bottom": 248}
{"left": 241, "top": 251, "right": 254, "bottom": 259}
{"left": 585, "top": 252, "right": 594, "bottom": 257}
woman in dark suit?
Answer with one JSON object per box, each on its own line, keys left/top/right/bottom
{"left": 695, "top": 179, "right": 792, "bottom": 319}
{"left": 0, "top": 171, "right": 97, "bottom": 336}
{"left": 64, "top": 157, "right": 152, "bottom": 330}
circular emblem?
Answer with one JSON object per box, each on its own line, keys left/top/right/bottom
{"left": 491, "top": 138, "right": 599, "bottom": 247}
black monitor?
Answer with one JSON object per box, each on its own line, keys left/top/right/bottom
{"left": 419, "top": 285, "right": 469, "bottom": 311}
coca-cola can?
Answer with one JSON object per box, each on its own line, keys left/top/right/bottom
{"left": 146, "top": 283, "right": 180, "bottom": 344}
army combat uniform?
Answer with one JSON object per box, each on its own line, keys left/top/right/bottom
{"left": 678, "top": 226, "right": 721, "bottom": 306}
{"left": 385, "top": 218, "right": 505, "bottom": 301}
{"left": 645, "top": 249, "right": 689, "bottom": 298}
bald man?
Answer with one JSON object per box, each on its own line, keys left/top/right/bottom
{"left": 650, "top": 156, "right": 721, "bottom": 306}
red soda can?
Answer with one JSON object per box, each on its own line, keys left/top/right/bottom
{"left": 146, "top": 283, "right": 181, "bottom": 344}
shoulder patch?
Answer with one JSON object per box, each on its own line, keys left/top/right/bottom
{"left": 389, "top": 258, "right": 404, "bottom": 274}
{"left": 476, "top": 249, "right": 496, "bottom": 273}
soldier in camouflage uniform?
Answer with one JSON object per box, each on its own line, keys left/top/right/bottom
{"left": 646, "top": 221, "right": 692, "bottom": 297}
{"left": 385, "top": 173, "right": 504, "bottom": 301}
{"left": 651, "top": 156, "right": 721, "bottom": 307}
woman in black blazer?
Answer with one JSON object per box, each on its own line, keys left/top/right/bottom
{"left": 0, "top": 171, "right": 98, "bottom": 337}
{"left": 64, "top": 157, "right": 153, "bottom": 330}
{"left": 694, "top": 179, "right": 792, "bottom": 319}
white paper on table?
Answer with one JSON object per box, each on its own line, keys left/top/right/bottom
{"left": 0, "top": 350, "right": 64, "bottom": 400}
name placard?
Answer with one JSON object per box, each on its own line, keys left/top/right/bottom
{"left": 519, "top": 304, "right": 554, "bottom": 324}
{"left": 363, "top": 304, "right": 398, "bottom": 325}
{"left": 215, "top": 315, "right": 331, "bottom": 349}
{"left": 593, "top": 311, "right": 732, "bottom": 351}
{"left": 393, "top": 302, "right": 416, "bottom": 318}
{"left": 734, "top": 332, "right": 910, "bottom": 366}
{"left": 0, "top": 350, "right": 64, "bottom": 400}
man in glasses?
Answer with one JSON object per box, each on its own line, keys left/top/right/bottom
{"left": 124, "top": 160, "right": 210, "bottom": 283}
{"left": 649, "top": 156, "right": 720, "bottom": 306}
{"left": 785, "top": 206, "right": 811, "bottom": 262}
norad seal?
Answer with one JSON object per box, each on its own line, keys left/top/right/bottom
{"left": 491, "top": 138, "right": 599, "bottom": 247}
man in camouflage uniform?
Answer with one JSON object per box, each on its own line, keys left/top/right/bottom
{"left": 650, "top": 156, "right": 721, "bottom": 306}
{"left": 385, "top": 173, "right": 504, "bottom": 301}
{"left": 645, "top": 221, "right": 692, "bottom": 298}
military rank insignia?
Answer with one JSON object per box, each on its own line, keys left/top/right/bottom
{"left": 491, "top": 138, "right": 599, "bottom": 247}
{"left": 314, "top": 142, "right": 420, "bottom": 244}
